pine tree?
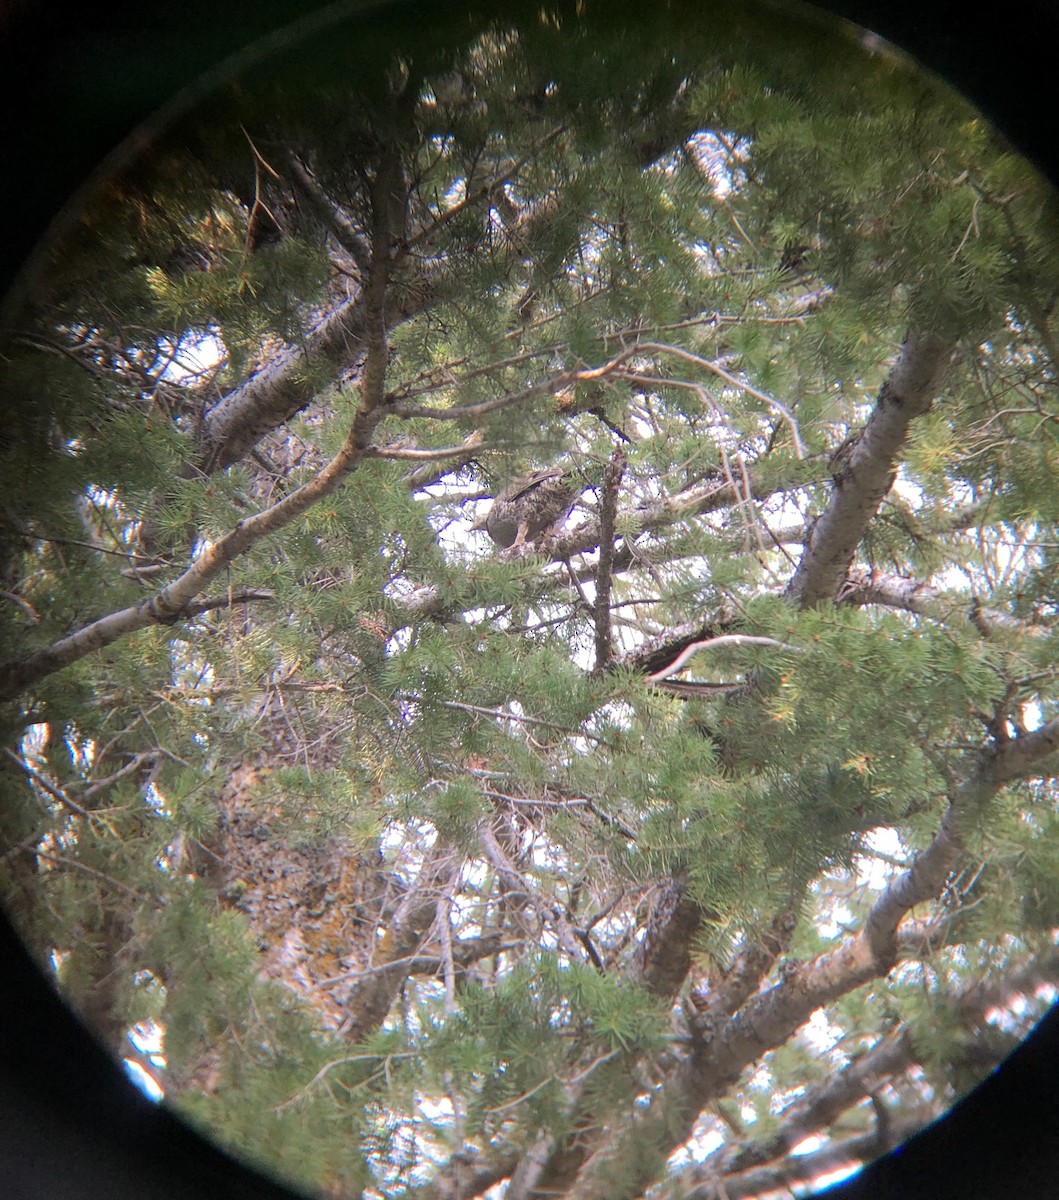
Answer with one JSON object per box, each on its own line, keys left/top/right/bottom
{"left": 2, "top": 2, "right": 1058, "bottom": 1198}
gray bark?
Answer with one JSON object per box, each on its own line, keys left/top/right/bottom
{"left": 785, "top": 331, "right": 954, "bottom": 609}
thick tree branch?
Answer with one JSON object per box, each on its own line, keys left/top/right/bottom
{"left": 687, "top": 1117, "right": 926, "bottom": 1200}
{"left": 785, "top": 331, "right": 954, "bottom": 609}
{"left": 678, "top": 945, "right": 1059, "bottom": 1197}
{"left": 839, "top": 567, "right": 1051, "bottom": 639}
{"left": 617, "top": 608, "right": 742, "bottom": 678}
{"left": 372, "top": 464, "right": 812, "bottom": 644}
{"left": 370, "top": 441, "right": 494, "bottom": 462}
{"left": 548, "top": 721, "right": 1056, "bottom": 1200}
{"left": 716, "top": 1029, "right": 915, "bottom": 1182}
{"left": 195, "top": 285, "right": 419, "bottom": 474}
{"left": 192, "top": 114, "right": 676, "bottom": 478}
{"left": 627, "top": 873, "right": 709, "bottom": 998}
{"left": 0, "top": 174, "right": 411, "bottom": 704}
{"left": 0, "top": 422, "right": 377, "bottom": 702}
{"left": 285, "top": 152, "right": 372, "bottom": 276}
{"left": 528, "top": 332, "right": 988, "bottom": 1200}
{"left": 690, "top": 907, "right": 799, "bottom": 1023}
{"left": 992, "top": 714, "right": 1059, "bottom": 782}
{"left": 337, "top": 844, "right": 459, "bottom": 1044}
{"left": 453, "top": 335, "right": 1023, "bottom": 1200}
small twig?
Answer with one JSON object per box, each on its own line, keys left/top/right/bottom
{"left": 563, "top": 1049, "right": 620, "bottom": 1089}
{"left": 632, "top": 341, "right": 806, "bottom": 457}
{"left": 478, "top": 821, "right": 585, "bottom": 961}
{"left": 387, "top": 350, "right": 636, "bottom": 422}
{"left": 593, "top": 448, "right": 626, "bottom": 672}
{"left": 33, "top": 847, "right": 149, "bottom": 900}
{"left": 273, "top": 1051, "right": 418, "bottom": 1112}
{"left": 77, "top": 751, "right": 161, "bottom": 803}
{"left": 440, "top": 698, "right": 601, "bottom": 741}
{"left": 185, "top": 590, "right": 276, "bottom": 617}
{"left": 484, "top": 1076, "right": 555, "bottom": 1115}
{"left": 313, "top": 938, "right": 519, "bottom": 988}
{"left": 388, "top": 346, "right": 559, "bottom": 403}
{"left": 579, "top": 796, "right": 638, "bottom": 841}
{"left": 241, "top": 126, "right": 282, "bottom": 180}
{"left": 33, "top": 535, "right": 162, "bottom": 562}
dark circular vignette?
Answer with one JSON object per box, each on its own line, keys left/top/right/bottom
{"left": 1, "top": 3, "right": 1057, "bottom": 1199}
{"left": 2, "top": 0, "right": 1059, "bottom": 299}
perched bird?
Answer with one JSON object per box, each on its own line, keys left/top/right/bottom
{"left": 472, "top": 468, "right": 579, "bottom": 548}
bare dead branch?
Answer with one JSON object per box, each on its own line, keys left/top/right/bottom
{"left": 630, "top": 341, "right": 806, "bottom": 456}
{"left": 646, "top": 635, "right": 793, "bottom": 682}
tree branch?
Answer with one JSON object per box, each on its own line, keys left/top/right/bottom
{"left": 337, "top": 844, "right": 458, "bottom": 1044}
{"left": 687, "top": 1117, "right": 926, "bottom": 1200}
{"left": 629, "top": 341, "right": 806, "bottom": 457}
{"left": 545, "top": 456, "right": 827, "bottom": 563}
{"left": 785, "top": 331, "right": 954, "bottom": 609}
{"left": 478, "top": 819, "right": 587, "bottom": 962}
{"left": 678, "top": 944, "right": 1059, "bottom": 1197}
{"left": 839, "top": 567, "right": 1051, "bottom": 639}
{"left": 627, "top": 872, "right": 710, "bottom": 998}
{"left": 0, "top": 159, "right": 414, "bottom": 703}
{"left": 386, "top": 350, "right": 636, "bottom": 421}
{"left": 0, "top": 428, "right": 372, "bottom": 701}
{"left": 547, "top": 723, "right": 1049, "bottom": 1200}
{"left": 691, "top": 907, "right": 799, "bottom": 1024}
{"left": 593, "top": 449, "right": 625, "bottom": 672}
{"left": 285, "top": 152, "right": 372, "bottom": 276}
{"left": 992, "top": 714, "right": 1059, "bottom": 782}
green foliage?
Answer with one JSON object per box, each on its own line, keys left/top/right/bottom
{"left": 421, "top": 952, "right": 667, "bottom": 1147}
{"left": 1, "top": 3, "right": 1057, "bottom": 1198}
